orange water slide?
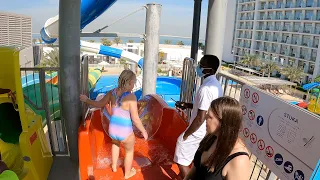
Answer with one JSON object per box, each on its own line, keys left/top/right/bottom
{"left": 46, "top": 76, "right": 58, "bottom": 85}
{"left": 78, "top": 95, "right": 188, "bottom": 180}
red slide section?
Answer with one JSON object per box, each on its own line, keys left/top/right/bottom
{"left": 78, "top": 95, "right": 188, "bottom": 180}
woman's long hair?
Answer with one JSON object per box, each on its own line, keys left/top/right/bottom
{"left": 198, "top": 97, "right": 243, "bottom": 173}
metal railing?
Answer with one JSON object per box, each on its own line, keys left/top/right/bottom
{"left": 81, "top": 55, "right": 90, "bottom": 127}
{"left": 216, "top": 72, "right": 277, "bottom": 180}
{"left": 180, "top": 57, "right": 198, "bottom": 120}
{"left": 20, "top": 67, "right": 68, "bottom": 155}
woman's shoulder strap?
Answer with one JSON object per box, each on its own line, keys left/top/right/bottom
{"left": 222, "top": 152, "right": 249, "bottom": 168}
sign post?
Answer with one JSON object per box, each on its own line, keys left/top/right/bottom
{"left": 240, "top": 85, "right": 320, "bottom": 180}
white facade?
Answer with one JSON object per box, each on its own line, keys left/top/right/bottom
{"left": 0, "top": 12, "right": 32, "bottom": 48}
{"left": 233, "top": 0, "right": 320, "bottom": 81}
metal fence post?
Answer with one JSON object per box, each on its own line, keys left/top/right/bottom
{"left": 39, "top": 68, "right": 55, "bottom": 154}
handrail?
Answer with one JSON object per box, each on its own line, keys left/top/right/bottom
{"left": 180, "top": 57, "right": 197, "bottom": 120}
{"left": 81, "top": 55, "right": 90, "bottom": 127}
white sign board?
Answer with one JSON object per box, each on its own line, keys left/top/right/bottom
{"left": 240, "top": 85, "right": 320, "bottom": 180}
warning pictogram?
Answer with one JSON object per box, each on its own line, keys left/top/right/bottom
{"left": 244, "top": 89, "right": 250, "bottom": 99}
{"left": 248, "top": 110, "right": 255, "bottom": 120}
{"left": 252, "top": 92, "right": 259, "bottom": 104}
{"left": 242, "top": 105, "right": 247, "bottom": 115}
{"left": 257, "top": 139, "right": 265, "bottom": 150}
{"left": 250, "top": 133, "right": 257, "bottom": 144}
{"left": 266, "top": 146, "right": 274, "bottom": 158}
{"left": 256, "top": 115, "right": 264, "bottom": 126}
{"left": 243, "top": 128, "right": 250, "bottom": 138}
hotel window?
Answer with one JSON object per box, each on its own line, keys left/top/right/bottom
{"left": 261, "top": 2, "right": 266, "bottom": 9}
{"left": 311, "top": 50, "right": 317, "bottom": 62}
{"left": 304, "top": 23, "right": 312, "bottom": 33}
{"left": 257, "top": 42, "right": 262, "bottom": 50}
{"left": 316, "top": 24, "right": 320, "bottom": 33}
{"left": 306, "top": 0, "right": 313, "bottom": 7}
{"left": 285, "top": 11, "right": 292, "bottom": 19}
{"left": 275, "top": 22, "right": 281, "bottom": 31}
{"left": 296, "top": 0, "right": 302, "bottom": 7}
{"left": 258, "top": 22, "right": 263, "bottom": 30}
{"left": 317, "top": 10, "right": 320, "bottom": 20}
{"left": 302, "top": 35, "right": 310, "bottom": 46}
{"left": 284, "top": 23, "right": 290, "bottom": 31}
{"left": 266, "top": 22, "right": 273, "bottom": 30}
{"left": 269, "top": 1, "right": 275, "bottom": 8}
{"left": 276, "top": 11, "right": 282, "bottom": 19}
{"left": 277, "top": 1, "right": 282, "bottom": 8}
{"left": 314, "top": 38, "right": 319, "bottom": 48}
{"left": 293, "top": 22, "right": 300, "bottom": 32}
{"left": 257, "top": 32, "right": 263, "bottom": 40}
{"left": 273, "top": 33, "right": 279, "bottom": 42}
{"left": 292, "top": 35, "right": 299, "bottom": 44}
{"left": 286, "top": 0, "right": 293, "bottom": 8}
{"left": 305, "top": 10, "right": 313, "bottom": 20}
{"left": 295, "top": 10, "right": 302, "bottom": 20}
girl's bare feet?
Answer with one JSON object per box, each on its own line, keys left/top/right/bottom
{"left": 111, "top": 164, "right": 117, "bottom": 172}
{"left": 124, "top": 168, "right": 136, "bottom": 179}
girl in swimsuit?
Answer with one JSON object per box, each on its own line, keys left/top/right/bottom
{"left": 184, "top": 97, "right": 250, "bottom": 180}
{"left": 80, "top": 70, "right": 148, "bottom": 179}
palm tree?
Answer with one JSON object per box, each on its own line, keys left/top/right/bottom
{"left": 88, "top": 40, "right": 95, "bottom": 43}
{"left": 198, "top": 42, "right": 205, "bottom": 50}
{"left": 281, "top": 65, "right": 305, "bottom": 83}
{"left": 113, "top": 37, "right": 122, "bottom": 45}
{"left": 128, "top": 40, "right": 134, "bottom": 43}
{"left": 39, "top": 48, "right": 59, "bottom": 67}
{"left": 140, "top": 39, "right": 145, "bottom": 43}
{"left": 100, "top": 38, "right": 112, "bottom": 46}
{"left": 159, "top": 51, "right": 165, "bottom": 64}
{"left": 261, "top": 59, "right": 278, "bottom": 77}
{"left": 164, "top": 40, "right": 172, "bottom": 44}
{"left": 177, "top": 41, "right": 184, "bottom": 46}
{"left": 239, "top": 54, "right": 260, "bottom": 68}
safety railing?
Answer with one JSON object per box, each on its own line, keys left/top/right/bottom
{"left": 179, "top": 57, "right": 198, "bottom": 120}
{"left": 20, "top": 67, "right": 68, "bottom": 155}
{"left": 216, "top": 72, "right": 277, "bottom": 180}
{"left": 81, "top": 55, "right": 89, "bottom": 127}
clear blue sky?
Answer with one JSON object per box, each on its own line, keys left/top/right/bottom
{"left": 0, "top": 0, "right": 209, "bottom": 38}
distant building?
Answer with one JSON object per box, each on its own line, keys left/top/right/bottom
{"left": 232, "top": 0, "right": 320, "bottom": 81}
{"left": 0, "top": 12, "right": 32, "bottom": 48}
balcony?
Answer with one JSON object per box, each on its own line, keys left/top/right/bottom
{"left": 285, "top": 2, "right": 294, "bottom": 8}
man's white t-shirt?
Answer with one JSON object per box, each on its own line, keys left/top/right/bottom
{"left": 188, "top": 74, "right": 223, "bottom": 137}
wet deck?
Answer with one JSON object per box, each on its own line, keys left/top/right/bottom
{"left": 48, "top": 156, "right": 79, "bottom": 180}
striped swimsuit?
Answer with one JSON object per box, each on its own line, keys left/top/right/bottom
{"left": 108, "top": 89, "right": 133, "bottom": 141}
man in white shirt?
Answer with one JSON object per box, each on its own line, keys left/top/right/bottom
{"left": 174, "top": 55, "right": 223, "bottom": 178}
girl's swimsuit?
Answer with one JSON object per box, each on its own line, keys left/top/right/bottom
{"left": 108, "top": 89, "right": 133, "bottom": 141}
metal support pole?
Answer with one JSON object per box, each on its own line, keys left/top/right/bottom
{"left": 191, "top": 0, "right": 202, "bottom": 61}
{"left": 59, "top": 0, "right": 81, "bottom": 162}
{"left": 142, "top": 3, "right": 162, "bottom": 96}
{"left": 204, "top": 0, "right": 228, "bottom": 61}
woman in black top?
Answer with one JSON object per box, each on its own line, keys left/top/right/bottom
{"left": 184, "top": 97, "right": 250, "bottom": 180}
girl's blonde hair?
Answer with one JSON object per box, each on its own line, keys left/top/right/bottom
{"left": 118, "top": 70, "right": 136, "bottom": 90}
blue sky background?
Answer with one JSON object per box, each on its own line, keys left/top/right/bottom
{"left": 1, "top": 0, "right": 208, "bottom": 39}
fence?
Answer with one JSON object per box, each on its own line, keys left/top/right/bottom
{"left": 216, "top": 72, "right": 277, "bottom": 180}
{"left": 20, "top": 67, "right": 68, "bottom": 155}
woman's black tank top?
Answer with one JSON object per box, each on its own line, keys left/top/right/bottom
{"left": 193, "top": 149, "right": 249, "bottom": 180}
